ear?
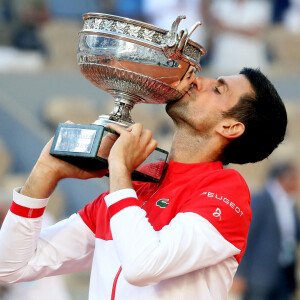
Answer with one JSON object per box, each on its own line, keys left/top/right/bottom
{"left": 216, "top": 118, "right": 245, "bottom": 140}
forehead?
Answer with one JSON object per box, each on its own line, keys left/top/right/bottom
{"left": 222, "top": 74, "right": 254, "bottom": 98}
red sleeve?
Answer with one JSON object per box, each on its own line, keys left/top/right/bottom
{"left": 179, "top": 169, "right": 252, "bottom": 263}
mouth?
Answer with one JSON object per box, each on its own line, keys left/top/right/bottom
{"left": 184, "top": 91, "right": 191, "bottom": 98}
{"left": 183, "top": 83, "right": 194, "bottom": 97}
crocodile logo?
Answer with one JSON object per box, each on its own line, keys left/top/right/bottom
{"left": 156, "top": 199, "right": 169, "bottom": 208}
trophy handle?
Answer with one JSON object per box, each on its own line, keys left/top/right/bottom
{"left": 93, "top": 90, "right": 140, "bottom": 127}
{"left": 162, "top": 17, "right": 203, "bottom": 61}
{"left": 165, "top": 15, "right": 186, "bottom": 47}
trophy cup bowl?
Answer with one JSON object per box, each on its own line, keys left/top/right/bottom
{"left": 50, "top": 13, "right": 206, "bottom": 182}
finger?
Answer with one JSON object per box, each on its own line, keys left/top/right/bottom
{"left": 143, "top": 139, "right": 157, "bottom": 160}
{"left": 140, "top": 129, "right": 153, "bottom": 146}
{"left": 131, "top": 123, "right": 143, "bottom": 137}
{"left": 106, "top": 123, "right": 128, "bottom": 135}
{"left": 65, "top": 120, "right": 74, "bottom": 124}
{"left": 148, "top": 139, "right": 158, "bottom": 153}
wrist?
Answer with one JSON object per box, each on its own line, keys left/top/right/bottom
{"left": 109, "top": 161, "right": 133, "bottom": 193}
{"left": 21, "top": 161, "right": 60, "bottom": 198}
{"left": 11, "top": 187, "right": 49, "bottom": 218}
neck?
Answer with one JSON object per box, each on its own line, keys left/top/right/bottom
{"left": 168, "top": 126, "right": 222, "bottom": 164}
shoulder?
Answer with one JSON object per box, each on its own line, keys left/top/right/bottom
{"left": 196, "top": 167, "right": 250, "bottom": 200}
{"left": 179, "top": 167, "right": 251, "bottom": 262}
{"left": 179, "top": 167, "right": 251, "bottom": 226}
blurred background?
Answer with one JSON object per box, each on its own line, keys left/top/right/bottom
{"left": 0, "top": 0, "right": 299, "bottom": 299}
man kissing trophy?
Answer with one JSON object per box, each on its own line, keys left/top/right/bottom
{"left": 50, "top": 13, "right": 206, "bottom": 183}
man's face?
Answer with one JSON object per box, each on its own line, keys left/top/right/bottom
{"left": 166, "top": 74, "right": 253, "bottom": 135}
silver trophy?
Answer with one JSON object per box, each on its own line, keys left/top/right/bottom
{"left": 50, "top": 13, "right": 206, "bottom": 182}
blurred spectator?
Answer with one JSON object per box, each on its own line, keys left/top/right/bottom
{"left": 0, "top": 0, "right": 49, "bottom": 72}
{"left": 0, "top": 0, "right": 49, "bottom": 53}
{"left": 233, "top": 162, "right": 300, "bottom": 300}
{"left": 271, "top": 0, "right": 290, "bottom": 24}
{"left": 209, "top": 0, "right": 272, "bottom": 74}
{"left": 0, "top": 189, "right": 71, "bottom": 300}
{"left": 283, "top": 0, "right": 300, "bottom": 33}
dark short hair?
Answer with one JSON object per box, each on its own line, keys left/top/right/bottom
{"left": 221, "top": 68, "right": 287, "bottom": 165}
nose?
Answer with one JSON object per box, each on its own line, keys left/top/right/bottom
{"left": 193, "top": 77, "right": 215, "bottom": 91}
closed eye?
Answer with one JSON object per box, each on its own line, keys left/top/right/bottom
{"left": 214, "top": 86, "right": 221, "bottom": 94}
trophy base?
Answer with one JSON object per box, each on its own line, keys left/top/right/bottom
{"left": 50, "top": 123, "right": 168, "bottom": 183}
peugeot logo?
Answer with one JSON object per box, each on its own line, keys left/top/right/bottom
{"left": 213, "top": 208, "right": 222, "bottom": 220}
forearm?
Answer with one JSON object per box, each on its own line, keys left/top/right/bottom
{"left": 21, "top": 136, "right": 109, "bottom": 199}
{"left": 0, "top": 189, "right": 95, "bottom": 283}
{"left": 0, "top": 213, "right": 42, "bottom": 283}
{"left": 105, "top": 190, "right": 240, "bottom": 286}
{"left": 0, "top": 188, "right": 48, "bottom": 282}
{"left": 109, "top": 162, "right": 133, "bottom": 193}
{"left": 21, "top": 161, "right": 60, "bottom": 199}
{"left": 107, "top": 123, "right": 157, "bottom": 194}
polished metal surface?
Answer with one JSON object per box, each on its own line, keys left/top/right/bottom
{"left": 77, "top": 13, "right": 206, "bottom": 126}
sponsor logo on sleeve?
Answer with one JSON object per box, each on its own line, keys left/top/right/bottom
{"left": 200, "top": 192, "right": 244, "bottom": 217}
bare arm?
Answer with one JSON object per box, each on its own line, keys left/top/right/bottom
{"left": 21, "top": 136, "right": 109, "bottom": 199}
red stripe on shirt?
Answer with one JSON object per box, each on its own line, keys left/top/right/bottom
{"left": 111, "top": 267, "right": 122, "bottom": 300}
{"left": 10, "top": 201, "right": 46, "bottom": 218}
{"left": 108, "top": 197, "right": 139, "bottom": 218}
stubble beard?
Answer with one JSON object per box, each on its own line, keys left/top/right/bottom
{"left": 166, "top": 100, "right": 223, "bottom": 138}
{"left": 165, "top": 100, "right": 189, "bottom": 123}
